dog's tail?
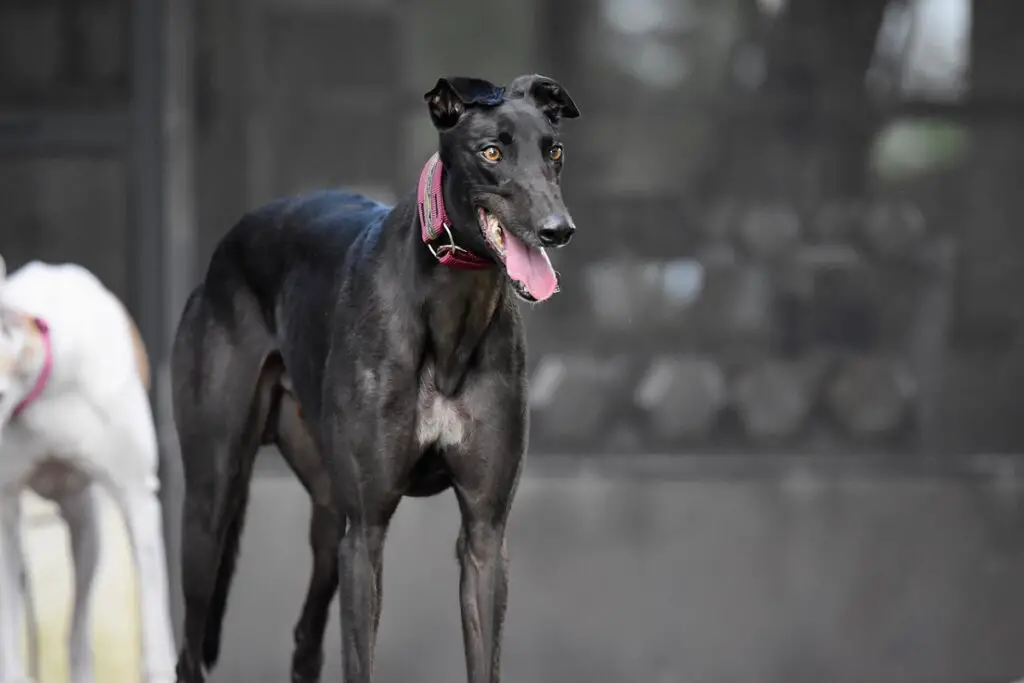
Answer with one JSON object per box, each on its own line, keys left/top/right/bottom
{"left": 201, "top": 473, "right": 251, "bottom": 669}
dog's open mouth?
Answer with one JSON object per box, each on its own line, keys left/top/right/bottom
{"left": 477, "top": 208, "right": 559, "bottom": 302}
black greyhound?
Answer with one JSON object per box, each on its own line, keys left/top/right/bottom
{"left": 171, "top": 73, "right": 580, "bottom": 683}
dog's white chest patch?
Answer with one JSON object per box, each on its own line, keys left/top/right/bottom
{"left": 415, "top": 373, "right": 469, "bottom": 449}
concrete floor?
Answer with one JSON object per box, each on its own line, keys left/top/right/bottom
{"left": 200, "top": 463, "right": 1024, "bottom": 683}
{"left": 22, "top": 456, "right": 1024, "bottom": 683}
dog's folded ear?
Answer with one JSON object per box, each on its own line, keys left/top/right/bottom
{"left": 424, "top": 77, "right": 505, "bottom": 130}
{"left": 507, "top": 74, "right": 580, "bottom": 124}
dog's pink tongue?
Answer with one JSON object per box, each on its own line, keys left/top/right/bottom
{"left": 503, "top": 230, "right": 558, "bottom": 301}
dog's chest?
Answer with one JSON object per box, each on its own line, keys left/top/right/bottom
{"left": 414, "top": 367, "right": 471, "bottom": 450}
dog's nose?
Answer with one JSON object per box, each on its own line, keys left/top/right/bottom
{"left": 537, "top": 215, "right": 576, "bottom": 247}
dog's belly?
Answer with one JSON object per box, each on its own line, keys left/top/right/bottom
{"left": 405, "top": 448, "right": 453, "bottom": 497}
{"left": 1, "top": 391, "right": 152, "bottom": 493}
{"left": 26, "top": 457, "right": 91, "bottom": 500}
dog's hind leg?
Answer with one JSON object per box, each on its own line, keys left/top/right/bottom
{"left": 0, "top": 493, "right": 29, "bottom": 683}
{"left": 272, "top": 391, "right": 341, "bottom": 683}
{"left": 57, "top": 484, "right": 101, "bottom": 683}
{"left": 172, "top": 290, "right": 277, "bottom": 683}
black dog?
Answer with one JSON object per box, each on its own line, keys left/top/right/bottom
{"left": 171, "top": 73, "right": 579, "bottom": 683}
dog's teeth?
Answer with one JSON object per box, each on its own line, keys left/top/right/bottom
{"left": 481, "top": 212, "right": 505, "bottom": 253}
{"left": 477, "top": 211, "right": 507, "bottom": 256}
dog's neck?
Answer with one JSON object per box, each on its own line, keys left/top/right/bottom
{"left": 9, "top": 314, "right": 53, "bottom": 418}
{"left": 410, "top": 179, "right": 507, "bottom": 396}
{"left": 422, "top": 268, "right": 505, "bottom": 396}
{"left": 418, "top": 152, "right": 492, "bottom": 270}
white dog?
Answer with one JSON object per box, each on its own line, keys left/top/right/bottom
{"left": 0, "top": 256, "right": 175, "bottom": 683}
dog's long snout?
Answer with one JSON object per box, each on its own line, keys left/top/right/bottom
{"left": 537, "top": 215, "right": 575, "bottom": 247}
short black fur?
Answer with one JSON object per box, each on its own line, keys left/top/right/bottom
{"left": 171, "top": 73, "right": 579, "bottom": 683}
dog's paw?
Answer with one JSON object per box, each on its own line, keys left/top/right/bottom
{"left": 291, "top": 653, "right": 324, "bottom": 683}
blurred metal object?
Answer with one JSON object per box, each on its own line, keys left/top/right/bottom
{"left": 793, "top": 243, "right": 863, "bottom": 269}
{"left": 862, "top": 201, "right": 927, "bottom": 259}
{"left": 702, "top": 199, "right": 741, "bottom": 243}
{"left": 635, "top": 355, "right": 728, "bottom": 440}
{"left": 811, "top": 199, "right": 864, "bottom": 244}
{"left": 688, "top": 263, "right": 776, "bottom": 347}
{"left": 736, "top": 203, "right": 802, "bottom": 260}
{"left": 529, "top": 354, "right": 634, "bottom": 443}
{"left": 583, "top": 259, "right": 663, "bottom": 331}
{"left": 732, "top": 357, "right": 827, "bottom": 440}
{"left": 826, "top": 355, "right": 918, "bottom": 437}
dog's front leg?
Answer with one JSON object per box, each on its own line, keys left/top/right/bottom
{"left": 0, "top": 492, "right": 31, "bottom": 683}
{"left": 337, "top": 515, "right": 391, "bottom": 683}
{"left": 57, "top": 485, "right": 100, "bottom": 683}
{"left": 327, "top": 403, "right": 408, "bottom": 683}
{"left": 454, "top": 519, "right": 510, "bottom": 683}
{"left": 446, "top": 400, "right": 526, "bottom": 683}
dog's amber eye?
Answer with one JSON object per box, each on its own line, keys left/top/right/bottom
{"left": 481, "top": 146, "right": 502, "bottom": 162}
{"left": 548, "top": 145, "right": 564, "bottom": 162}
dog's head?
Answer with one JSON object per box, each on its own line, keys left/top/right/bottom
{"left": 424, "top": 73, "right": 580, "bottom": 302}
{"left": 0, "top": 256, "right": 44, "bottom": 422}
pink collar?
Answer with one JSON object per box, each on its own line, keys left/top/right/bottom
{"left": 417, "top": 153, "right": 492, "bottom": 270}
{"left": 12, "top": 318, "right": 53, "bottom": 418}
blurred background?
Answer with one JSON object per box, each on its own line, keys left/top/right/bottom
{"left": 3, "top": 0, "right": 1024, "bottom": 681}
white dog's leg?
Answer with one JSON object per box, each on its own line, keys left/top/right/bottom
{"left": 98, "top": 384, "right": 176, "bottom": 683}
{"left": 57, "top": 485, "right": 100, "bottom": 683}
{"left": 18, "top": 529, "right": 38, "bottom": 683}
{"left": 0, "top": 492, "right": 31, "bottom": 683}
{"left": 108, "top": 484, "right": 176, "bottom": 683}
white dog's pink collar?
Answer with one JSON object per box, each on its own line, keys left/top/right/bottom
{"left": 13, "top": 317, "right": 53, "bottom": 417}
